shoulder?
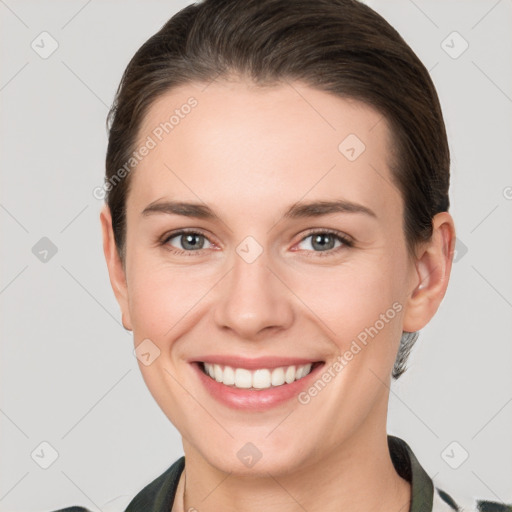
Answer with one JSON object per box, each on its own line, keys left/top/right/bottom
{"left": 50, "top": 508, "right": 90, "bottom": 512}
{"left": 48, "top": 456, "right": 185, "bottom": 512}
{"left": 433, "top": 486, "right": 512, "bottom": 512}
{"left": 388, "top": 435, "right": 511, "bottom": 512}
{"left": 123, "top": 455, "right": 185, "bottom": 511}
{"left": 48, "top": 493, "right": 133, "bottom": 512}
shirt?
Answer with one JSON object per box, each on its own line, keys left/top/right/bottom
{"left": 51, "top": 435, "right": 511, "bottom": 512}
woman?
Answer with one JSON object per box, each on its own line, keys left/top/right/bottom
{"left": 53, "top": 0, "right": 509, "bottom": 511}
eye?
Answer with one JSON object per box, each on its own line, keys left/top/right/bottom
{"left": 295, "top": 229, "right": 353, "bottom": 256}
{"left": 159, "top": 228, "right": 353, "bottom": 257}
{"left": 161, "top": 230, "right": 214, "bottom": 254}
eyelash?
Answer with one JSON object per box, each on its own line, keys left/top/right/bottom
{"left": 159, "top": 228, "right": 354, "bottom": 257}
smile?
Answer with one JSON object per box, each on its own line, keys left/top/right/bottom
{"left": 200, "top": 362, "right": 321, "bottom": 390}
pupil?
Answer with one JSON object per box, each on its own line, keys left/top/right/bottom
{"left": 313, "top": 234, "right": 334, "bottom": 251}
{"left": 182, "top": 233, "right": 203, "bottom": 250}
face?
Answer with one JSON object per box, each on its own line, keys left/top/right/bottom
{"left": 102, "top": 79, "right": 448, "bottom": 476}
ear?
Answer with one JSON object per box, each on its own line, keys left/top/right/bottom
{"left": 402, "top": 211, "right": 456, "bottom": 332}
{"left": 100, "top": 204, "right": 133, "bottom": 331}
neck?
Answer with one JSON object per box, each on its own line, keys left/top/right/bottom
{"left": 174, "top": 412, "right": 411, "bottom": 512}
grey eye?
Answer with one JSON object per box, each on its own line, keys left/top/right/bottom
{"left": 298, "top": 233, "right": 342, "bottom": 252}
{"left": 167, "top": 232, "right": 212, "bottom": 251}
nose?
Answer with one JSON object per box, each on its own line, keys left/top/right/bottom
{"left": 212, "top": 244, "right": 294, "bottom": 340}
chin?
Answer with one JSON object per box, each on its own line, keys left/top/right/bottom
{"left": 197, "top": 440, "right": 308, "bottom": 478}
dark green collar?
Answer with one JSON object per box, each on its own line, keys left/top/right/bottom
{"left": 124, "top": 455, "right": 185, "bottom": 512}
{"left": 125, "top": 435, "right": 433, "bottom": 512}
{"left": 388, "top": 435, "right": 434, "bottom": 512}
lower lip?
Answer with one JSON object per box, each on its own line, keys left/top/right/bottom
{"left": 191, "top": 361, "right": 325, "bottom": 411}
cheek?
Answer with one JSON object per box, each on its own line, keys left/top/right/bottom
{"left": 128, "top": 264, "right": 198, "bottom": 339}
{"left": 125, "top": 254, "right": 206, "bottom": 425}
{"left": 287, "top": 254, "right": 408, "bottom": 385}
{"left": 125, "top": 245, "right": 173, "bottom": 332}
{"left": 126, "top": 234, "right": 410, "bottom": 355}
{"left": 294, "top": 259, "right": 403, "bottom": 334}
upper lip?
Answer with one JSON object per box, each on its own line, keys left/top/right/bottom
{"left": 191, "top": 355, "right": 323, "bottom": 370}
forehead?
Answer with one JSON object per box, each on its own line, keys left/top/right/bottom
{"left": 129, "top": 79, "right": 400, "bottom": 217}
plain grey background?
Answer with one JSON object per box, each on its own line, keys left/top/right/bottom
{"left": 1, "top": 1, "right": 511, "bottom": 511}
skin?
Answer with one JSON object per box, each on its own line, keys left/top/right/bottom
{"left": 101, "top": 78, "right": 455, "bottom": 512}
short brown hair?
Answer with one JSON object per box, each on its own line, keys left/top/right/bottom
{"left": 105, "top": 0, "right": 450, "bottom": 379}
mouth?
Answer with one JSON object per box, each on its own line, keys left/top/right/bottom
{"left": 189, "top": 355, "right": 326, "bottom": 410}
{"left": 197, "top": 360, "right": 324, "bottom": 390}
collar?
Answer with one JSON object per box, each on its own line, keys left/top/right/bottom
{"left": 388, "top": 435, "right": 434, "bottom": 512}
{"left": 124, "top": 435, "right": 434, "bottom": 512}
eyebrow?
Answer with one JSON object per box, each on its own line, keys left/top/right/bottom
{"left": 141, "top": 199, "right": 377, "bottom": 220}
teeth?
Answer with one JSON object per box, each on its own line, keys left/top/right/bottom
{"left": 202, "top": 362, "right": 313, "bottom": 390}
